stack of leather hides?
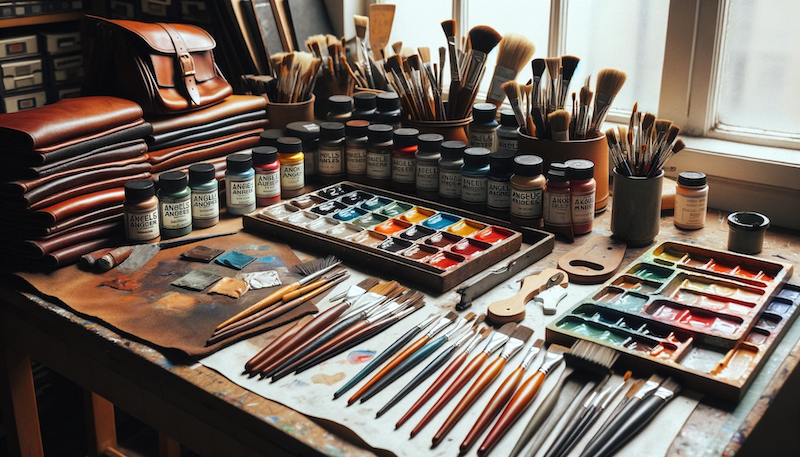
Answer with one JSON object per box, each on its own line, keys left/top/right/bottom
{"left": 146, "top": 94, "right": 268, "bottom": 181}
{"left": 0, "top": 96, "right": 152, "bottom": 269}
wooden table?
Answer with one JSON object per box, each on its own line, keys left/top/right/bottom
{"left": 2, "top": 205, "right": 799, "bottom": 457}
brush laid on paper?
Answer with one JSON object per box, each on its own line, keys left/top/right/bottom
{"left": 606, "top": 103, "right": 685, "bottom": 177}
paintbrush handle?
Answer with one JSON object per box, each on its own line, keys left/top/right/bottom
{"left": 461, "top": 366, "right": 525, "bottom": 453}
{"left": 478, "top": 370, "right": 547, "bottom": 457}
{"left": 377, "top": 342, "right": 458, "bottom": 418}
{"left": 282, "top": 278, "right": 327, "bottom": 302}
{"left": 334, "top": 325, "right": 423, "bottom": 400}
{"left": 544, "top": 400, "right": 590, "bottom": 457}
{"left": 292, "top": 320, "right": 371, "bottom": 371}
{"left": 579, "top": 397, "right": 642, "bottom": 457}
{"left": 587, "top": 395, "right": 669, "bottom": 457}
{"left": 245, "top": 317, "right": 308, "bottom": 373}
{"left": 509, "top": 369, "right": 570, "bottom": 457}
{"left": 560, "top": 405, "right": 602, "bottom": 457}
{"left": 397, "top": 350, "right": 467, "bottom": 429}
{"left": 411, "top": 352, "right": 488, "bottom": 438}
{"left": 348, "top": 335, "right": 429, "bottom": 404}
{"left": 216, "top": 283, "right": 298, "bottom": 331}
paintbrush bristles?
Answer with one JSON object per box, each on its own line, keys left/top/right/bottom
{"left": 294, "top": 255, "right": 339, "bottom": 276}
{"left": 480, "top": 327, "right": 493, "bottom": 338}
{"left": 502, "top": 80, "right": 521, "bottom": 102}
{"left": 353, "top": 15, "right": 368, "bottom": 39}
{"left": 418, "top": 47, "right": 431, "bottom": 63}
{"left": 545, "top": 57, "right": 561, "bottom": 81}
{"left": 510, "top": 326, "right": 534, "bottom": 343}
{"left": 495, "top": 33, "right": 536, "bottom": 72}
{"left": 548, "top": 110, "right": 571, "bottom": 136}
{"left": 567, "top": 340, "right": 619, "bottom": 373}
{"left": 497, "top": 322, "right": 518, "bottom": 336}
{"left": 463, "top": 312, "right": 477, "bottom": 322}
{"left": 444, "top": 311, "right": 459, "bottom": 321}
{"left": 441, "top": 19, "right": 456, "bottom": 37}
{"left": 546, "top": 344, "right": 569, "bottom": 355}
{"left": 531, "top": 338, "right": 545, "bottom": 349}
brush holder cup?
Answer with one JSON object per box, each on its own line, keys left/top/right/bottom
{"left": 265, "top": 95, "right": 315, "bottom": 131}
{"left": 517, "top": 130, "right": 609, "bottom": 212}
{"left": 611, "top": 168, "right": 663, "bottom": 247}
{"left": 727, "top": 211, "right": 770, "bottom": 254}
{"left": 404, "top": 117, "right": 472, "bottom": 144}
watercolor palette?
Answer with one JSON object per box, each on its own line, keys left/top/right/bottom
{"left": 546, "top": 241, "right": 795, "bottom": 401}
{"left": 244, "top": 182, "right": 554, "bottom": 292}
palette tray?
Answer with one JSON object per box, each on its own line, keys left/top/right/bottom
{"left": 546, "top": 241, "right": 795, "bottom": 402}
{"left": 243, "top": 182, "right": 554, "bottom": 292}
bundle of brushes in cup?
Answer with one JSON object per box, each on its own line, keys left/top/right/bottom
{"left": 502, "top": 56, "right": 628, "bottom": 141}
{"left": 305, "top": 34, "right": 356, "bottom": 95}
{"left": 263, "top": 51, "right": 322, "bottom": 103}
{"left": 605, "top": 103, "right": 686, "bottom": 177}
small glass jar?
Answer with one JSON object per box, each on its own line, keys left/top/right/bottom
{"left": 352, "top": 92, "right": 377, "bottom": 122}
{"left": 365, "top": 124, "right": 393, "bottom": 186}
{"left": 469, "top": 103, "right": 499, "bottom": 152}
{"left": 277, "top": 137, "right": 305, "bottom": 198}
{"left": 158, "top": 171, "right": 192, "bottom": 239}
{"left": 497, "top": 109, "right": 519, "bottom": 155}
{"left": 188, "top": 163, "right": 219, "bottom": 229}
{"left": 675, "top": 171, "right": 708, "bottom": 230}
{"left": 543, "top": 162, "right": 571, "bottom": 230}
{"left": 318, "top": 122, "right": 347, "bottom": 184}
{"left": 461, "top": 147, "right": 491, "bottom": 212}
{"left": 286, "top": 121, "right": 320, "bottom": 184}
{"left": 439, "top": 140, "right": 466, "bottom": 203}
{"left": 253, "top": 146, "right": 281, "bottom": 206}
{"left": 416, "top": 133, "right": 444, "bottom": 199}
{"left": 345, "top": 120, "right": 370, "bottom": 183}
{"left": 487, "top": 150, "right": 515, "bottom": 217}
{"left": 124, "top": 179, "right": 160, "bottom": 242}
{"left": 391, "top": 127, "right": 419, "bottom": 192}
{"left": 327, "top": 95, "right": 353, "bottom": 122}
{"left": 565, "top": 159, "right": 596, "bottom": 235}
{"left": 376, "top": 92, "right": 402, "bottom": 128}
{"left": 225, "top": 153, "right": 256, "bottom": 216}
{"left": 259, "top": 128, "right": 284, "bottom": 148}
{"left": 510, "top": 155, "right": 546, "bottom": 225}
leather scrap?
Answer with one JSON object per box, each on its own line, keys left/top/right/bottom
{"left": 181, "top": 245, "right": 225, "bottom": 263}
{"left": 208, "top": 277, "right": 248, "bottom": 298}
{"left": 171, "top": 270, "right": 222, "bottom": 291}
{"left": 215, "top": 251, "right": 256, "bottom": 270}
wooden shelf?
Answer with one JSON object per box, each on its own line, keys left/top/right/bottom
{"left": 0, "top": 11, "right": 85, "bottom": 28}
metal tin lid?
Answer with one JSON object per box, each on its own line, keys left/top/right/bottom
{"left": 678, "top": 171, "right": 707, "bottom": 187}
{"left": 226, "top": 153, "right": 253, "bottom": 172}
{"left": 513, "top": 155, "right": 544, "bottom": 176}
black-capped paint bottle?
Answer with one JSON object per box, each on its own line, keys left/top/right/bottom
{"left": 158, "top": 171, "right": 192, "bottom": 239}
{"left": 253, "top": 146, "right": 281, "bottom": 206}
{"left": 416, "top": 133, "right": 444, "bottom": 200}
{"left": 365, "top": 124, "right": 393, "bottom": 187}
{"left": 510, "top": 155, "right": 545, "bottom": 226}
{"left": 497, "top": 109, "right": 519, "bottom": 155}
{"left": 277, "top": 137, "right": 305, "bottom": 198}
{"left": 318, "top": 122, "right": 346, "bottom": 184}
{"left": 225, "top": 153, "right": 256, "bottom": 216}
{"left": 188, "top": 163, "right": 219, "bottom": 229}
{"left": 391, "top": 127, "right": 418, "bottom": 193}
{"left": 565, "top": 159, "right": 596, "bottom": 235}
{"left": 124, "top": 179, "right": 160, "bottom": 242}
{"left": 461, "top": 147, "right": 490, "bottom": 212}
{"left": 259, "top": 128, "right": 284, "bottom": 148}
{"left": 352, "top": 92, "right": 377, "bottom": 122}
{"left": 327, "top": 95, "right": 353, "bottom": 122}
{"left": 286, "top": 121, "right": 320, "bottom": 184}
{"left": 438, "top": 140, "right": 466, "bottom": 204}
{"left": 376, "top": 92, "right": 402, "bottom": 128}
{"left": 469, "top": 103, "right": 498, "bottom": 152}
{"left": 543, "top": 162, "right": 571, "bottom": 233}
{"left": 487, "top": 150, "right": 515, "bottom": 217}
{"left": 345, "top": 120, "right": 370, "bottom": 183}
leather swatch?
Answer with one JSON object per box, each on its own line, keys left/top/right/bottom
{"left": 171, "top": 270, "right": 223, "bottom": 291}
{"left": 181, "top": 245, "right": 225, "bottom": 263}
{"left": 215, "top": 251, "right": 256, "bottom": 270}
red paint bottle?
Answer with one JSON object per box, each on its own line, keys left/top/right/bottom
{"left": 253, "top": 146, "right": 281, "bottom": 206}
{"left": 391, "top": 128, "right": 419, "bottom": 193}
{"left": 565, "top": 159, "right": 596, "bottom": 235}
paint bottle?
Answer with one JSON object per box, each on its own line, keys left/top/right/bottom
{"left": 497, "top": 109, "right": 519, "bottom": 155}
{"left": 675, "top": 171, "right": 708, "bottom": 230}
{"left": 487, "top": 150, "right": 515, "bottom": 217}
{"left": 259, "top": 128, "right": 284, "bottom": 148}
{"left": 543, "top": 162, "right": 571, "bottom": 232}
{"left": 124, "top": 179, "right": 160, "bottom": 242}
{"left": 416, "top": 133, "right": 444, "bottom": 199}
{"left": 252, "top": 146, "right": 281, "bottom": 206}
{"left": 225, "top": 153, "right": 256, "bottom": 216}
{"left": 461, "top": 147, "right": 490, "bottom": 212}
{"left": 188, "top": 163, "right": 219, "bottom": 229}
{"left": 510, "top": 155, "right": 545, "bottom": 225}
{"left": 438, "top": 140, "right": 466, "bottom": 203}
{"left": 277, "top": 137, "right": 305, "bottom": 198}
{"left": 376, "top": 92, "right": 402, "bottom": 128}
{"left": 469, "top": 103, "right": 498, "bottom": 152}
{"left": 565, "top": 159, "right": 596, "bottom": 235}
{"left": 391, "top": 127, "right": 418, "bottom": 193}
{"left": 352, "top": 92, "right": 377, "bottom": 122}
{"left": 327, "top": 95, "right": 352, "bottom": 122}
{"left": 157, "top": 171, "right": 192, "bottom": 239}
{"left": 286, "top": 121, "right": 319, "bottom": 184}
{"left": 345, "top": 120, "right": 370, "bottom": 183}
{"left": 365, "top": 124, "right": 393, "bottom": 186}
{"left": 318, "top": 122, "right": 346, "bottom": 184}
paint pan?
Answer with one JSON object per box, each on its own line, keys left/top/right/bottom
{"left": 646, "top": 301, "right": 743, "bottom": 337}
{"left": 290, "top": 195, "right": 325, "bottom": 209}
{"left": 263, "top": 203, "right": 299, "bottom": 220}
{"left": 350, "top": 230, "right": 388, "bottom": 248}
{"left": 427, "top": 251, "right": 465, "bottom": 270}
{"left": 473, "top": 226, "right": 514, "bottom": 244}
{"left": 399, "top": 225, "right": 435, "bottom": 242}
{"left": 399, "top": 206, "right": 436, "bottom": 223}
{"left": 445, "top": 219, "right": 486, "bottom": 237}
{"left": 400, "top": 244, "right": 439, "bottom": 262}
{"left": 374, "top": 218, "right": 412, "bottom": 235}
{"left": 611, "top": 275, "right": 662, "bottom": 294}
{"left": 352, "top": 213, "right": 388, "bottom": 228}
{"left": 425, "top": 231, "right": 462, "bottom": 248}
{"left": 339, "top": 190, "right": 374, "bottom": 206}
{"left": 449, "top": 238, "right": 491, "bottom": 259}
{"left": 358, "top": 196, "right": 392, "bottom": 211}
{"left": 328, "top": 223, "right": 364, "bottom": 240}
{"left": 377, "top": 201, "right": 414, "bottom": 217}
{"left": 378, "top": 237, "right": 413, "bottom": 253}
{"left": 307, "top": 217, "right": 340, "bottom": 233}
{"left": 422, "top": 213, "right": 461, "bottom": 230}
{"left": 310, "top": 200, "right": 347, "bottom": 216}
{"left": 670, "top": 289, "right": 754, "bottom": 317}
{"left": 317, "top": 183, "right": 356, "bottom": 199}
{"left": 333, "top": 207, "right": 367, "bottom": 222}
{"left": 285, "top": 210, "right": 320, "bottom": 227}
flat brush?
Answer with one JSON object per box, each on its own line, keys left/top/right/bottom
{"left": 502, "top": 81, "right": 526, "bottom": 131}
{"left": 410, "top": 322, "right": 517, "bottom": 438}
{"left": 486, "top": 33, "right": 535, "bottom": 106}
{"left": 431, "top": 326, "right": 533, "bottom": 448}
{"left": 333, "top": 313, "right": 439, "bottom": 400}
{"left": 559, "top": 55, "right": 580, "bottom": 107}
{"left": 454, "top": 25, "right": 503, "bottom": 119}
{"left": 347, "top": 311, "right": 459, "bottom": 405}
{"left": 548, "top": 109, "right": 571, "bottom": 141}
{"left": 545, "top": 376, "right": 613, "bottom": 457}
{"left": 353, "top": 15, "right": 375, "bottom": 88}
{"left": 442, "top": 19, "right": 460, "bottom": 119}
{"left": 477, "top": 345, "right": 567, "bottom": 457}
{"left": 396, "top": 326, "right": 491, "bottom": 429}
{"left": 244, "top": 315, "right": 314, "bottom": 376}
{"left": 590, "top": 68, "right": 627, "bottom": 132}
{"left": 460, "top": 338, "right": 544, "bottom": 454}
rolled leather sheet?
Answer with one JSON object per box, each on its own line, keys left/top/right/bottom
{"left": 27, "top": 171, "right": 152, "bottom": 210}
{"left": 149, "top": 132, "right": 261, "bottom": 173}
{"left": 150, "top": 115, "right": 267, "bottom": 150}
{"left": 147, "top": 94, "right": 267, "bottom": 135}
{"left": 149, "top": 109, "right": 266, "bottom": 147}
{"left": 11, "top": 219, "right": 123, "bottom": 259}
{"left": 24, "top": 187, "right": 126, "bottom": 226}
{"left": 0, "top": 204, "right": 124, "bottom": 237}
{"left": 11, "top": 163, "right": 150, "bottom": 204}
{"left": 0, "top": 96, "right": 143, "bottom": 150}
{"left": 0, "top": 212, "right": 123, "bottom": 241}
{"left": 9, "top": 140, "right": 148, "bottom": 179}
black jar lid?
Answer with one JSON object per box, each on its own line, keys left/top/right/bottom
{"left": 513, "top": 155, "right": 544, "bottom": 177}
{"left": 393, "top": 128, "right": 419, "bottom": 146}
{"left": 277, "top": 136, "right": 303, "bottom": 153}
{"left": 252, "top": 146, "right": 278, "bottom": 164}
{"left": 367, "top": 124, "right": 393, "bottom": 142}
{"left": 227, "top": 153, "right": 253, "bottom": 173}
{"left": 159, "top": 171, "right": 188, "bottom": 193}
{"left": 472, "top": 103, "right": 498, "bottom": 124}
{"left": 286, "top": 121, "right": 320, "bottom": 140}
{"left": 353, "top": 92, "right": 377, "bottom": 110}
{"left": 464, "top": 147, "right": 490, "bottom": 166}
{"left": 565, "top": 159, "right": 594, "bottom": 180}
{"left": 441, "top": 140, "right": 467, "bottom": 160}
{"left": 376, "top": 92, "right": 400, "bottom": 111}
{"left": 678, "top": 171, "right": 707, "bottom": 187}
{"left": 499, "top": 109, "right": 518, "bottom": 127}
{"left": 259, "top": 129, "right": 284, "bottom": 147}
{"left": 490, "top": 150, "right": 515, "bottom": 172}
{"left": 124, "top": 179, "right": 155, "bottom": 199}
{"left": 547, "top": 162, "right": 568, "bottom": 182}
{"left": 320, "top": 122, "right": 346, "bottom": 140}
{"left": 727, "top": 211, "right": 770, "bottom": 231}
{"left": 346, "top": 119, "right": 370, "bottom": 136}
{"left": 328, "top": 95, "right": 352, "bottom": 113}
{"left": 418, "top": 133, "right": 444, "bottom": 152}
{"left": 188, "top": 163, "right": 216, "bottom": 184}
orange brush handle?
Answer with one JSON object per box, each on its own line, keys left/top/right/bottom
{"left": 410, "top": 352, "right": 488, "bottom": 438}
{"left": 245, "top": 317, "right": 308, "bottom": 373}
{"left": 348, "top": 335, "right": 429, "bottom": 404}
{"left": 397, "top": 351, "right": 468, "bottom": 429}
{"left": 460, "top": 366, "right": 525, "bottom": 453}
{"left": 477, "top": 371, "right": 546, "bottom": 457}
{"left": 431, "top": 356, "right": 507, "bottom": 447}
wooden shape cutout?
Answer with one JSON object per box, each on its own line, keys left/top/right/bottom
{"left": 558, "top": 236, "right": 627, "bottom": 284}
{"left": 487, "top": 268, "right": 568, "bottom": 324}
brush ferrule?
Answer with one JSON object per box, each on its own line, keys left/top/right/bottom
{"left": 634, "top": 379, "right": 662, "bottom": 400}
{"left": 417, "top": 314, "right": 440, "bottom": 330}
{"left": 344, "top": 292, "right": 386, "bottom": 316}
{"left": 463, "top": 50, "right": 488, "bottom": 91}
{"left": 653, "top": 385, "right": 676, "bottom": 401}
{"left": 519, "top": 344, "right": 543, "bottom": 370}
{"left": 500, "top": 338, "right": 525, "bottom": 359}
{"left": 443, "top": 317, "right": 468, "bottom": 339}
{"left": 368, "top": 302, "right": 401, "bottom": 320}
{"left": 464, "top": 331, "right": 485, "bottom": 353}
{"left": 601, "top": 380, "right": 628, "bottom": 409}
{"left": 538, "top": 352, "right": 565, "bottom": 374}
{"left": 453, "top": 329, "right": 474, "bottom": 348}
{"left": 342, "top": 285, "right": 366, "bottom": 302}
{"left": 482, "top": 333, "right": 509, "bottom": 355}
{"left": 427, "top": 316, "right": 455, "bottom": 337}
{"left": 447, "top": 38, "right": 460, "bottom": 81}
{"left": 487, "top": 65, "right": 517, "bottom": 102}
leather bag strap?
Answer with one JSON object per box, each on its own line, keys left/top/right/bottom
{"left": 157, "top": 23, "right": 201, "bottom": 106}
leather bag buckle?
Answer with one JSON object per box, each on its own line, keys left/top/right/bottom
{"left": 179, "top": 52, "right": 195, "bottom": 77}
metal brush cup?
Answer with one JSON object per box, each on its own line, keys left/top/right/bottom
{"left": 611, "top": 167, "right": 663, "bottom": 247}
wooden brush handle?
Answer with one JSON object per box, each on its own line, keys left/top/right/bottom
{"left": 282, "top": 277, "right": 327, "bottom": 302}
{"left": 216, "top": 283, "right": 298, "bottom": 331}
{"left": 245, "top": 316, "right": 310, "bottom": 373}
{"left": 292, "top": 320, "right": 370, "bottom": 369}
{"left": 487, "top": 268, "right": 566, "bottom": 324}
{"left": 461, "top": 366, "right": 525, "bottom": 453}
{"left": 410, "top": 352, "right": 488, "bottom": 438}
{"left": 397, "top": 350, "right": 468, "bottom": 429}
{"left": 296, "top": 317, "right": 399, "bottom": 374}
{"left": 348, "top": 335, "right": 429, "bottom": 405}
{"left": 432, "top": 356, "right": 507, "bottom": 447}
{"left": 479, "top": 371, "right": 546, "bottom": 457}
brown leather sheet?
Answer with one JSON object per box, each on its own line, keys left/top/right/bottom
{"left": 147, "top": 94, "right": 267, "bottom": 135}
{"left": 16, "top": 167, "right": 151, "bottom": 209}
{"left": 149, "top": 136, "right": 260, "bottom": 173}
{"left": 12, "top": 220, "right": 321, "bottom": 359}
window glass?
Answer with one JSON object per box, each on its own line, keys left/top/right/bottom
{"left": 378, "top": 0, "right": 452, "bottom": 54}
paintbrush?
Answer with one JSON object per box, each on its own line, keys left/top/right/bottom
{"left": 502, "top": 81, "right": 527, "bottom": 132}
{"left": 584, "top": 378, "right": 681, "bottom": 457}
{"left": 453, "top": 26, "right": 503, "bottom": 119}
{"left": 410, "top": 323, "right": 517, "bottom": 438}
{"left": 334, "top": 312, "right": 439, "bottom": 400}
{"left": 354, "top": 15, "right": 375, "bottom": 88}
{"left": 442, "top": 19, "right": 460, "bottom": 119}
{"left": 460, "top": 338, "right": 544, "bottom": 454}
{"left": 589, "top": 68, "right": 627, "bottom": 133}
{"left": 359, "top": 312, "right": 478, "bottom": 405}
{"left": 396, "top": 326, "right": 491, "bottom": 429}
{"left": 548, "top": 109, "right": 571, "bottom": 141}
{"left": 544, "top": 56, "right": 561, "bottom": 115}
{"left": 244, "top": 315, "right": 314, "bottom": 376}
{"left": 477, "top": 344, "right": 567, "bottom": 457}
{"left": 579, "top": 374, "right": 663, "bottom": 456}
{"left": 486, "top": 33, "right": 535, "bottom": 106}
{"left": 544, "top": 376, "right": 614, "bottom": 457}
{"left": 559, "top": 55, "right": 580, "bottom": 107}
{"left": 347, "top": 311, "right": 459, "bottom": 405}
{"left": 574, "top": 82, "right": 593, "bottom": 139}
{"left": 509, "top": 340, "right": 618, "bottom": 457}
{"left": 431, "top": 326, "right": 533, "bottom": 448}
{"left": 215, "top": 256, "right": 341, "bottom": 332}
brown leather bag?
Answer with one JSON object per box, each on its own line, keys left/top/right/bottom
{"left": 82, "top": 16, "right": 233, "bottom": 115}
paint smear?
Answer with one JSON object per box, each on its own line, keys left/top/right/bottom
{"left": 281, "top": 380, "right": 308, "bottom": 388}
{"left": 101, "top": 275, "right": 142, "bottom": 291}
{"left": 347, "top": 350, "right": 375, "bottom": 364}
{"left": 311, "top": 372, "right": 346, "bottom": 385}
{"left": 152, "top": 292, "right": 197, "bottom": 312}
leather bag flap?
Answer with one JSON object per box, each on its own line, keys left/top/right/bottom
{"left": 86, "top": 15, "right": 215, "bottom": 53}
